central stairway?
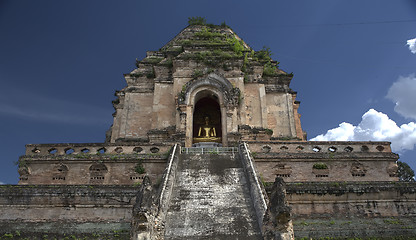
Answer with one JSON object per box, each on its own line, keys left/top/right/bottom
{"left": 164, "top": 149, "right": 263, "bottom": 240}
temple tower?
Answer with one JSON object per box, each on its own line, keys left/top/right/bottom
{"left": 109, "top": 25, "right": 305, "bottom": 147}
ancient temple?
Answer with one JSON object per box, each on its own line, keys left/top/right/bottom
{"left": 1, "top": 22, "right": 415, "bottom": 239}
{"left": 109, "top": 24, "right": 304, "bottom": 147}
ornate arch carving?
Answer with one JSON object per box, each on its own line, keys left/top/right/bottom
{"left": 178, "top": 73, "right": 240, "bottom": 108}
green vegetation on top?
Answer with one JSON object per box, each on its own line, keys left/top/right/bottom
{"left": 188, "top": 16, "right": 207, "bottom": 26}
{"left": 188, "top": 16, "right": 229, "bottom": 28}
{"left": 194, "top": 27, "right": 224, "bottom": 38}
{"left": 254, "top": 46, "right": 272, "bottom": 62}
{"left": 167, "top": 17, "right": 291, "bottom": 77}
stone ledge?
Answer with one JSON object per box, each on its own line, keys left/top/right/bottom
{"left": 246, "top": 141, "right": 394, "bottom": 154}
{"left": 253, "top": 152, "right": 399, "bottom": 160}
{"left": 0, "top": 185, "right": 139, "bottom": 205}
{"left": 285, "top": 181, "right": 416, "bottom": 195}
{"left": 25, "top": 143, "right": 173, "bottom": 156}
{"left": 0, "top": 221, "right": 130, "bottom": 239}
{"left": 293, "top": 217, "right": 416, "bottom": 239}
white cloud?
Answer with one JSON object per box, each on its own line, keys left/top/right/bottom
{"left": 0, "top": 181, "right": 4, "bottom": 185}
{"left": 386, "top": 74, "right": 416, "bottom": 120}
{"left": 407, "top": 38, "right": 416, "bottom": 54}
{"left": 311, "top": 122, "right": 355, "bottom": 141}
{"left": 311, "top": 109, "right": 416, "bottom": 153}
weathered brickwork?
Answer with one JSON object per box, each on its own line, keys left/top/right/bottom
{"left": 248, "top": 141, "right": 398, "bottom": 182}
{"left": 19, "top": 143, "right": 171, "bottom": 185}
{"left": 284, "top": 182, "right": 416, "bottom": 238}
{"left": 0, "top": 185, "right": 137, "bottom": 238}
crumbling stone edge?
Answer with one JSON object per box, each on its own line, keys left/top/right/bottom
{"left": 131, "top": 143, "right": 180, "bottom": 240}
{"left": 239, "top": 142, "right": 295, "bottom": 239}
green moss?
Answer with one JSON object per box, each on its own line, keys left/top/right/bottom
{"left": 331, "top": 182, "right": 340, "bottom": 187}
{"left": 195, "top": 27, "right": 223, "bottom": 38}
{"left": 191, "top": 69, "right": 204, "bottom": 79}
{"left": 178, "top": 39, "right": 192, "bottom": 46}
{"left": 254, "top": 46, "right": 272, "bottom": 62}
{"left": 220, "top": 21, "right": 229, "bottom": 28}
{"left": 226, "top": 37, "right": 244, "bottom": 56}
{"left": 383, "top": 218, "right": 403, "bottom": 225}
{"left": 142, "top": 57, "right": 163, "bottom": 64}
{"left": 164, "top": 46, "right": 183, "bottom": 56}
{"left": 15, "top": 159, "right": 28, "bottom": 169}
{"left": 135, "top": 161, "right": 145, "bottom": 174}
{"left": 263, "top": 62, "right": 279, "bottom": 77}
{"left": 313, "top": 163, "right": 328, "bottom": 169}
{"left": 264, "top": 128, "right": 273, "bottom": 135}
{"left": 212, "top": 49, "right": 233, "bottom": 59}
{"left": 241, "top": 52, "right": 248, "bottom": 72}
{"left": 2, "top": 233, "right": 13, "bottom": 238}
{"left": 243, "top": 73, "right": 249, "bottom": 83}
{"left": 161, "top": 58, "right": 173, "bottom": 68}
{"left": 146, "top": 68, "right": 155, "bottom": 78}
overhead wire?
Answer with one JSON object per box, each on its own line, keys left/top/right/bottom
{"left": 276, "top": 19, "right": 416, "bottom": 27}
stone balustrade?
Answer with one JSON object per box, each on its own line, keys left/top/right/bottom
{"left": 25, "top": 143, "right": 172, "bottom": 157}
{"left": 25, "top": 141, "right": 394, "bottom": 157}
{"left": 246, "top": 141, "right": 393, "bottom": 154}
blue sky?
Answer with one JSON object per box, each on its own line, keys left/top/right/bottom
{"left": 0, "top": 0, "right": 415, "bottom": 184}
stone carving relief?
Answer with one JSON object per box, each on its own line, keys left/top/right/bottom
{"left": 351, "top": 162, "right": 367, "bottom": 177}
{"left": 274, "top": 163, "right": 292, "bottom": 178}
{"left": 52, "top": 163, "right": 68, "bottom": 181}
{"left": 89, "top": 163, "right": 108, "bottom": 183}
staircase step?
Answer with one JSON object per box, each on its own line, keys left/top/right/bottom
{"left": 164, "top": 153, "right": 262, "bottom": 239}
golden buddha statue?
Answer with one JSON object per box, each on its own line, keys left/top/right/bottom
{"left": 193, "top": 116, "right": 221, "bottom": 143}
{"left": 198, "top": 117, "right": 216, "bottom": 138}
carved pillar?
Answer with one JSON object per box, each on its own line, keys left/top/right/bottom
{"left": 178, "top": 105, "right": 187, "bottom": 132}
{"left": 220, "top": 105, "right": 228, "bottom": 147}
{"left": 185, "top": 105, "right": 193, "bottom": 147}
{"left": 226, "top": 111, "right": 234, "bottom": 133}
{"left": 179, "top": 112, "right": 187, "bottom": 131}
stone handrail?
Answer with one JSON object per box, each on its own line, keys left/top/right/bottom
{"left": 246, "top": 141, "right": 393, "bottom": 154}
{"left": 158, "top": 143, "right": 179, "bottom": 210}
{"left": 239, "top": 142, "right": 268, "bottom": 233}
{"left": 24, "top": 143, "right": 172, "bottom": 156}
{"left": 131, "top": 144, "right": 180, "bottom": 239}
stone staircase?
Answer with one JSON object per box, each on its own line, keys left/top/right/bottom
{"left": 164, "top": 151, "right": 263, "bottom": 240}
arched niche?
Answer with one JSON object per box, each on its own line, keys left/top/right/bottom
{"left": 179, "top": 73, "right": 239, "bottom": 147}
{"left": 192, "top": 91, "right": 222, "bottom": 144}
